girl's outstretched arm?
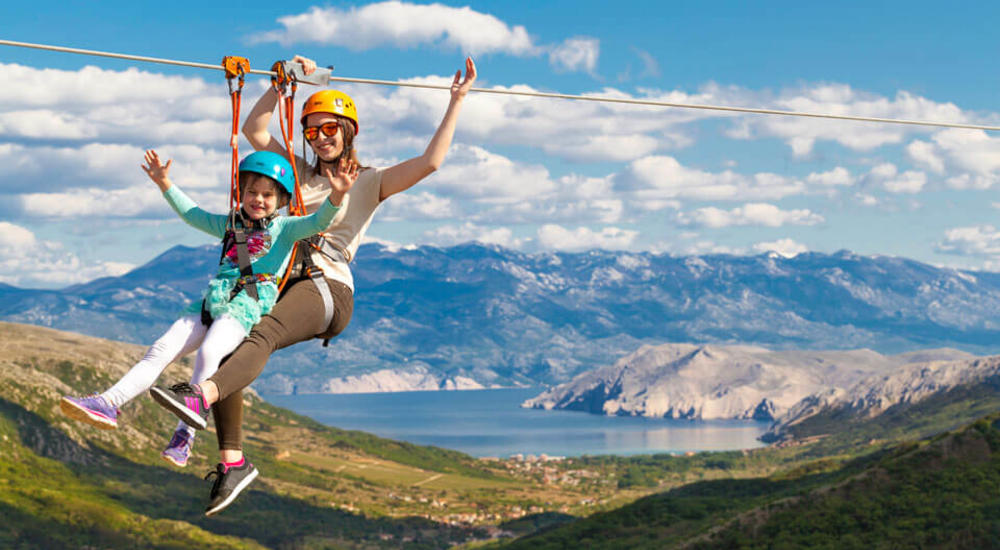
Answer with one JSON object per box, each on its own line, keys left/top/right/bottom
{"left": 144, "top": 150, "right": 227, "bottom": 238}
{"left": 281, "top": 158, "right": 360, "bottom": 241}
{"left": 379, "top": 57, "right": 477, "bottom": 202}
{"left": 142, "top": 149, "right": 173, "bottom": 192}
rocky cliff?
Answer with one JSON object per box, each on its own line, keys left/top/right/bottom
{"left": 522, "top": 343, "right": 976, "bottom": 421}
{"left": 764, "top": 355, "right": 1000, "bottom": 441}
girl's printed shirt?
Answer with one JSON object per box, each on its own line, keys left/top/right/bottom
{"left": 162, "top": 185, "right": 339, "bottom": 334}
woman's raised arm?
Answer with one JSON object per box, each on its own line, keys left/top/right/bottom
{"left": 379, "top": 57, "right": 477, "bottom": 202}
{"left": 243, "top": 56, "right": 318, "bottom": 155}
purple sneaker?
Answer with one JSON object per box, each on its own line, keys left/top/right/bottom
{"left": 162, "top": 429, "right": 193, "bottom": 467}
{"left": 60, "top": 394, "right": 119, "bottom": 430}
{"left": 149, "top": 383, "right": 210, "bottom": 430}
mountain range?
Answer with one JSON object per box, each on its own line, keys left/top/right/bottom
{"left": 6, "top": 243, "right": 1000, "bottom": 393}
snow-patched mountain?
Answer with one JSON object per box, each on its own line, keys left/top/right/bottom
{"left": 764, "top": 355, "right": 1000, "bottom": 441}
{"left": 6, "top": 242, "right": 1000, "bottom": 393}
{"left": 267, "top": 366, "right": 488, "bottom": 394}
{"left": 522, "top": 344, "right": 975, "bottom": 420}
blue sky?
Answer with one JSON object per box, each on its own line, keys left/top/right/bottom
{"left": 2, "top": 1, "right": 1000, "bottom": 288}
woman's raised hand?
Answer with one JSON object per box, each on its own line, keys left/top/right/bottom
{"left": 451, "top": 57, "right": 477, "bottom": 101}
{"left": 291, "top": 55, "right": 317, "bottom": 76}
{"left": 141, "top": 149, "right": 173, "bottom": 192}
{"left": 324, "top": 157, "right": 359, "bottom": 206}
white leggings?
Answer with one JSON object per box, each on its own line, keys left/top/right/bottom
{"left": 101, "top": 313, "right": 246, "bottom": 436}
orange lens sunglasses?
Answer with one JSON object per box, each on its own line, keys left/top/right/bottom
{"left": 303, "top": 122, "right": 341, "bottom": 141}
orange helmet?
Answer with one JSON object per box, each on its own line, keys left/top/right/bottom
{"left": 300, "top": 90, "right": 359, "bottom": 134}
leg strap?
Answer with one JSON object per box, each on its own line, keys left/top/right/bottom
{"left": 310, "top": 272, "right": 335, "bottom": 336}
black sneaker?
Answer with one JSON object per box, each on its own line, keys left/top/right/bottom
{"left": 149, "top": 383, "right": 210, "bottom": 430}
{"left": 204, "top": 459, "right": 259, "bottom": 516}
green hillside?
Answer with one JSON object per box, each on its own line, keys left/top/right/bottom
{"left": 488, "top": 414, "right": 1000, "bottom": 549}
{"left": 1, "top": 322, "right": 499, "bottom": 548}
{"left": 5, "top": 320, "right": 999, "bottom": 549}
{"left": 0, "top": 322, "right": 715, "bottom": 548}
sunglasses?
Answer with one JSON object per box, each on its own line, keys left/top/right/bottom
{"left": 303, "top": 122, "right": 341, "bottom": 141}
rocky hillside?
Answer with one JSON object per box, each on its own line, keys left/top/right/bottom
{"left": 764, "top": 355, "right": 1000, "bottom": 442}
{"left": 522, "top": 343, "right": 976, "bottom": 421}
{"left": 6, "top": 243, "right": 1000, "bottom": 392}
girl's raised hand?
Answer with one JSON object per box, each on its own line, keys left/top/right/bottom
{"left": 324, "top": 158, "right": 359, "bottom": 206}
{"left": 141, "top": 149, "right": 173, "bottom": 192}
{"left": 451, "top": 57, "right": 477, "bottom": 101}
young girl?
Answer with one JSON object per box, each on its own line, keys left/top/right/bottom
{"left": 152, "top": 55, "right": 475, "bottom": 516}
{"left": 61, "top": 149, "right": 356, "bottom": 469}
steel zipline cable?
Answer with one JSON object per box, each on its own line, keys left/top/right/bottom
{"left": 2, "top": 38, "right": 999, "bottom": 132}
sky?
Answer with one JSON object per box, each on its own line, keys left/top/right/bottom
{"left": 2, "top": 1, "right": 1000, "bottom": 288}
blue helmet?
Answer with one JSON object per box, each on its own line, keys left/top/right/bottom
{"left": 238, "top": 151, "right": 295, "bottom": 195}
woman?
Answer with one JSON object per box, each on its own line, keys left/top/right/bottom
{"left": 153, "top": 54, "right": 477, "bottom": 516}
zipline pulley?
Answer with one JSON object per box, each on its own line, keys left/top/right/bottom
{"left": 272, "top": 60, "right": 333, "bottom": 87}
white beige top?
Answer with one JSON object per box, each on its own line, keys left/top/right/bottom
{"left": 295, "top": 157, "right": 384, "bottom": 292}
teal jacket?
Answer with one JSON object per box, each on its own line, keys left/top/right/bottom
{"left": 163, "top": 185, "right": 339, "bottom": 334}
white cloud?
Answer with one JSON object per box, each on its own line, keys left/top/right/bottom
{"left": 615, "top": 155, "right": 805, "bottom": 203}
{"left": 18, "top": 186, "right": 217, "bottom": 219}
{"left": 1, "top": 143, "right": 231, "bottom": 218}
{"left": 541, "top": 133, "right": 663, "bottom": 163}
{"left": 864, "top": 163, "right": 926, "bottom": 194}
{"left": 678, "top": 203, "right": 824, "bottom": 228}
{"left": 351, "top": 77, "right": 713, "bottom": 164}
{"left": 806, "top": 166, "right": 854, "bottom": 187}
{"left": 937, "top": 225, "right": 1000, "bottom": 257}
{"left": 0, "top": 222, "right": 134, "bottom": 287}
{"left": 868, "top": 163, "right": 898, "bottom": 180}
{"left": 549, "top": 37, "right": 600, "bottom": 74}
{"left": 634, "top": 48, "right": 661, "bottom": 78}
{"left": 752, "top": 238, "right": 808, "bottom": 257}
{"left": 932, "top": 129, "right": 1000, "bottom": 189}
{"left": 422, "top": 222, "right": 525, "bottom": 248}
{"left": 0, "top": 63, "right": 227, "bottom": 145}
{"left": 536, "top": 224, "right": 637, "bottom": 251}
{"left": 882, "top": 171, "right": 926, "bottom": 194}
{"left": 379, "top": 191, "right": 459, "bottom": 221}
{"left": 251, "top": 2, "right": 537, "bottom": 56}
{"left": 727, "top": 84, "right": 966, "bottom": 156}
{"left": 430, "top": 144, "right": 557, "bottom": 203}
{"left": 905, "top": 139, "right": 945, "bottom": 174}
{"left": 657, "top": 233, "right": 744, "bottom": 256}
{"left": 855, "top": 193, "right": 879, "bottom": 206}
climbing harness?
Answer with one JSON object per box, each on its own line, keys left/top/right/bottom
{"left": 269, "top": 67, "right": 352, "bottom": 345}
{"left": 200, "top": 59, "right": 290, "bottom": 326}
{"left": 287, "top": 234, "right": 350, "bottom": 345}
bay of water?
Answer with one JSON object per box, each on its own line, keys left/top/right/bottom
{"left": 266, "top": 387, "right": 770, "bottom": 458}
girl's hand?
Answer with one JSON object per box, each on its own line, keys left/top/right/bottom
{"left": 450, "top": 57, "right": 477, "bottom": 101}
{"left": 141, "top": 149, "right": 173, "bottom": 192}
{"left": 291, "top": 54, "right": 317, "bottom": 75}
{"left": 325, "top": 157, "right": 359, "bottom": 206}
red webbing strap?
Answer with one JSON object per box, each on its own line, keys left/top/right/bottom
{"left": 271, "top": 60, "right": 306, "bottom": 217}
{"left": 222, "top": 56, "right": 249, "bottom": 211}
{"left": 271, "top": 60, "right": 307, "bottom": 294}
